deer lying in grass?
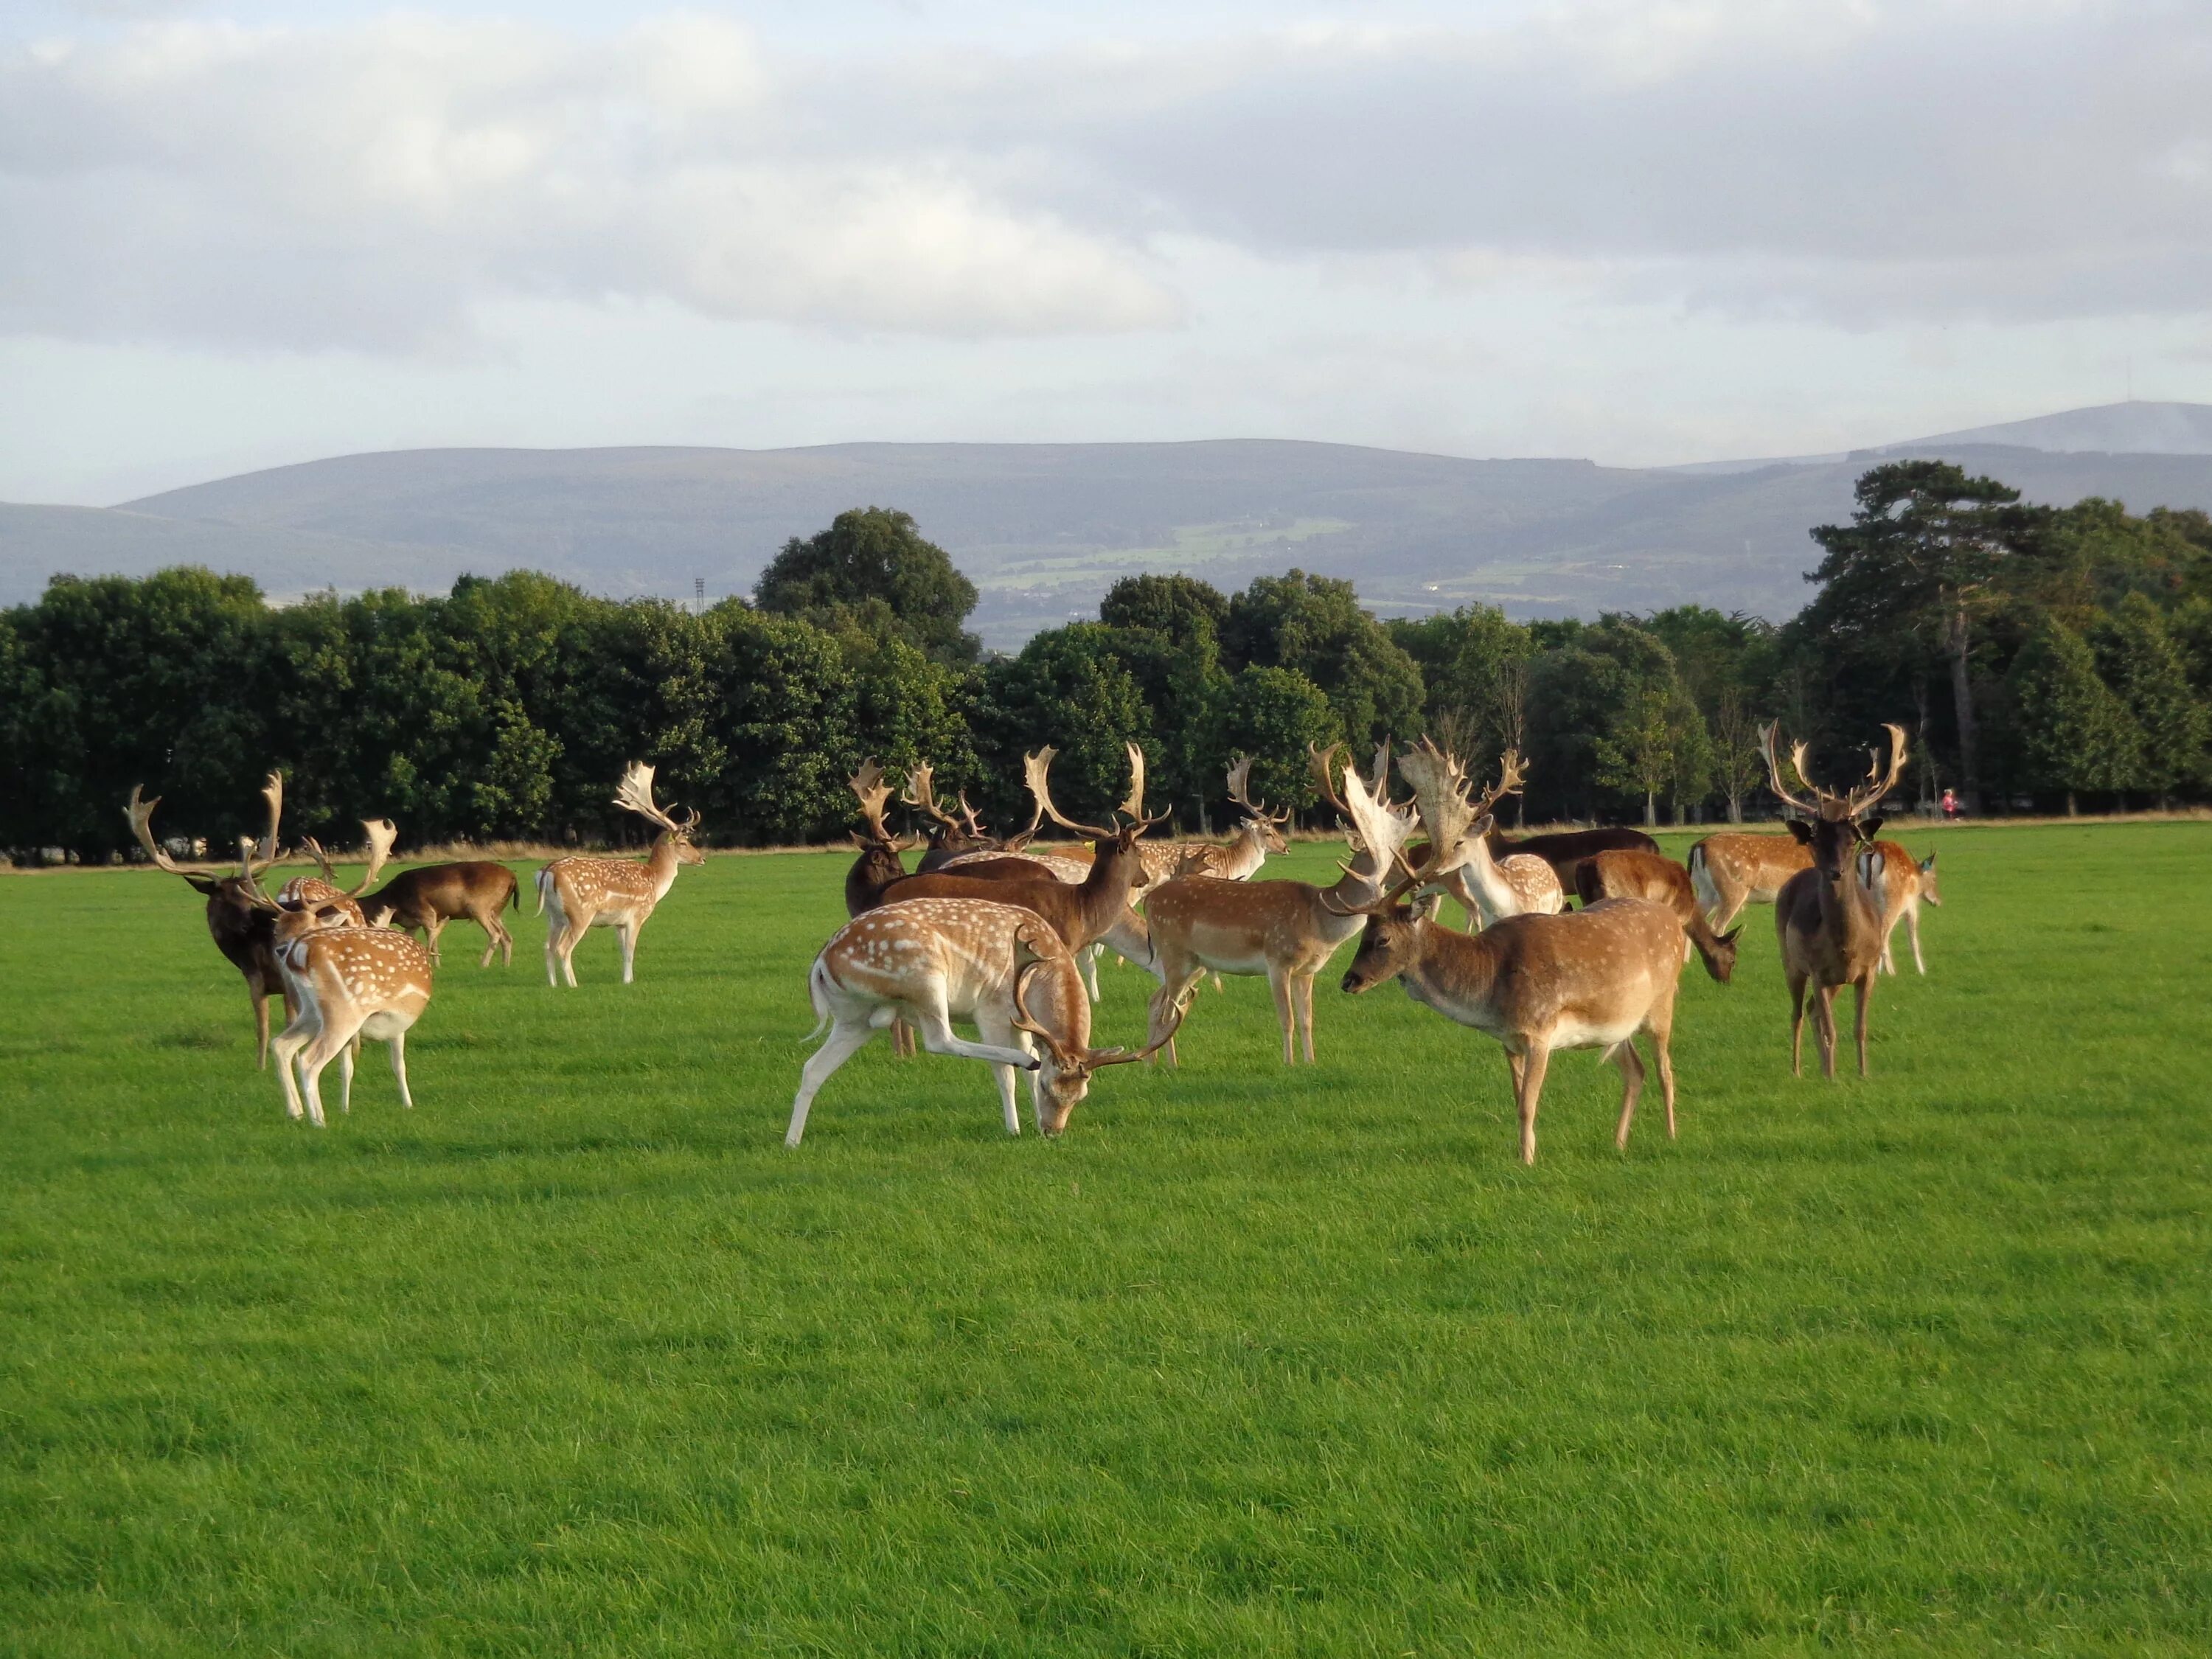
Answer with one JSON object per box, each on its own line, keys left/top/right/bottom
{"left": 126, "top": 775, "right": 294, "bottom": 1067}
{"left": 1575, "top": 848, "right": 1742, "bottom": 982}
{"left": 537, "top": 762, "right": 705, "bottom": 986}
{"left": 1687, "top": 832, "right": 1812, "bottom": 932}
{"left": 1865, "top": 842, "right": 1941, "bottom": 976}
{"left": 283, "top": 818, "right": 397, "bottom": 926}
{"left": 1765, "top": 723, "right": 1910, "bottom": 1079}
{"left": 1335, "top": 736, "right": 1687, "bottom": 1164}
{"left": 1141, "top": 742, "right": 1416, "bottom": 1065}
{"left": 358, "top": 860, "right": 521, "bottom": 967}
{"left": 787, "top": 899, "right": 1181, "bottom": 1145}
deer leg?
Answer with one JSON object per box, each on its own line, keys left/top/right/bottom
{"left": 476, "top": 911, "right": 501, "bottom": 970}
{"left": 975, "top": 1012, "right": 1028, "bottom": 1136}
{"left": 249, "top": 979, "right": 272, "bottom": 1070}
{"left": 1711, "top": 887, "right": 1746, "bottom": 933}
{"left": 1610, "top": 1039, "right": 1646, "bottom": 1151}
{"left": 337, "top": 1042, "right": 355, "bottom": 1115}
{"left": 1293, "top": 970, "right": 1318, "bottom": 1064}
{"left": 1814, "top": 984, "right": 1840, "bottom": 1080}
{"left": 1514, "top": 1043, "right": 1552, "bottom": 1165}
{"left": 785, "top": 1018, "right": 876, "bottom": 1147}
{"left": 1853, "top": 976, "right": 1873, "bottom": 1078}
{"left": 909, "top": 1004, "right": 1042, "bottom": 1071}
{"left": 1147, "top": 973, "right": 1200, "bottom": 1068}
{"left": 297, "top": 1015, "right": 364, "bottom": 1130}
{"left": 270, "top": 1010, "right": 316, "bottom": 1121}
{"left": 544, "top": 912, "right": 564, "bottom": 987}
{"left": 1079, "top": 944, "right": 1102, "bottom": 1004}
{"left": 616, "top": 922, "right": 639, "bottom": 985}
{"left": 1648, "top": 1019, "right": 1678, "bottom": 1139}
{"left": 1267, "top": 966, "right": 1297, "bottom": 1065}
{"left": 425, "top": 917, "right": 445, "bottom": 968}
{"left": 1907, "top": 908, "right": 1926, "bottom": 975}
{"left": 1786, "top": 970, "right": 1808, "bottom": 1077}
{"left": 389, "top": 1029, "right": 414, "bottom": 1108}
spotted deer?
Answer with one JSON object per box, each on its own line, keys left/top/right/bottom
{"left": 1141, "top": 743, "right": 1416, "bottom": 1065}
{"left": 536, "top": 762, "right": 705, "bottom": 986}
{"left": 264, "top": 898, "right": 436, "bottom": 1127}
{"left": 1575, "top": 848, "right": 1742, "bottom": 982}
{"left": 1335, "top": 736, "right": 1688, "bottom": 1164}
{"left": 1863, "top": 841, "right": 1941, "bottom": 976}
{"left": 1686, "top": 833, "right": 1812, "bottom": 932}
{"left": 787, "top": 898, "right": 1182, "bottom": 1145}
{"left": 1764, "top": 723, "right": 1910, "bottom": 1078}
{"left": 125, "top": 774, "right": 295, "bottom": 1067}
{"left": 282, "top": 818, "right": 397, "bottom": 927}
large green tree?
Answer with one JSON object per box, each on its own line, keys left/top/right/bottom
{"left": 1222, "top": 570, "right": 1424, "bottom": 754}
{"left": 2010, "top": 618, "right": 2144, "bottom": 812}
{"left": 2096, "top": 594, "right": 2211, "bottom": 805}
{"left": 1203, "top": 665, "right": 1340, "bottom": 815}
{"left": 754, "top": 507, "right": 979, "bottom": 664}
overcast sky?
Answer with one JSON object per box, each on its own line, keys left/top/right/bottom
{"left": 3, "top": 0, "right": 2208, "bottom": 503}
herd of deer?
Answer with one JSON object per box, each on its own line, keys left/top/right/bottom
{"left": 126, "top": 721, "right": 1941, "bottom": 1161}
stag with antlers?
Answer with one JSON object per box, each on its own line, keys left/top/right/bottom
{"left": 126, "top": 774, "right": 296, "bottom": 1067}
{"left": 282, "top": 817, "right": 397, "bottom": 927}
{"left": 787, "top": 900, "right": 1181, "bottom": 1145}
{"left": 536, "top": 762, "right": 705, "bottom": 987}
{"left": 1140, "top": 742, "right": 1416, "bottom": 1065}
{"left": 1401, "top": 743, "right": 1564, "bottom": 928}
{"left": 1764, "top": 723, "right": 1910, "bottom": 1079}
{"left": 1334, "top": 737, "right": 1688, "bottom": 1164}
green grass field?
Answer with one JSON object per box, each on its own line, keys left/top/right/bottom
{"left": 4, "top": 824, "right": 2209, "bottom": 1655}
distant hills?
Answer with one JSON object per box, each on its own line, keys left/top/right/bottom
{"left": 5, "top": 401, "right": 2210, "bottom": 649}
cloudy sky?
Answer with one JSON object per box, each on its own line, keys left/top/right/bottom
{"left": 2, "top": 0, "right": 2208, "bottom": 503}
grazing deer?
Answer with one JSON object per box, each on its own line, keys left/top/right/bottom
{"left": 1865, "top": 841, "right": 1941, "bottom": 976}
{"left": 282, "top": 818, "right": 397, "bottom": 927}
{"left": 1764, "top": 723, "right": 1910, "bottom": 1079}
{"left": 358, "top": 862, "right": 521, "bottom": 967}
{"left": 1335, "top": 738, "right": 1687, "bottom": 1164}
{"left": 536, "top": 762, "right": 705, "bottom": 986}
{"left": 125, "top": 775, "right": 295, "bottom": 1068}
{"left": 1484, "top": 823, "right": 1660, "bottom": 890}
{"left": 263, "top": 897, "right": 436, "bottom": 1127}
{"left": 878, "top": 744, "right": 1162, "bottom": 984}
{"left": 1575, "top": 848, "right": 1742, "bottom": 982}
{"left": 1686, "top": 832, "right": 1812, "bottom": 932}
{"left": 787, "top": 898, "right": 1180, "bottom": 1145}
{"left": 1141, "top": 743, "right": 1416, "bottom": 1065}
{"left": 1413, "top": 745, "right": 1564, "bottom": 927}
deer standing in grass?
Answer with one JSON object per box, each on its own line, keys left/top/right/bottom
{"left": 1576, "top": 849, "right": 1742, "bottom": 982}
{"left": 263, "top": 894, "right": 436, "bottom": 1127}
{"left": 537, "top": 762, "right": 705, "bottom": 987}
{"left": 282, "top": 818, "right": 397, "bottom": 926}
{"left": 1141, "top": 743, "right": 1416, "bottom": 1065}
{"left": 1336, "top": 737, "right": 1688, "bottom": 1165}
{"left": 787, "top": 900, "right": 1181, "bottom": 1145}
{"left": 126, "top": 775, "right": 295, "bottom": 1067}
{"left": 1687, "top": 833, "right": 1812, "bottom": 932}
{"left": 1414, "top": 747, "right": 1563, "bottom": 927}
{"left": 1764, "top": 723, "right": 1910, "bottom": 1079}
{"left": 358, "top": 861, "right": 521, "bottom": 967}
{"left": 1865, "top": 843, "right": 1941, "bottom": 976}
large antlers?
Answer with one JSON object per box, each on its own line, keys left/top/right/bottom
{"left": 849, "top": 758, "right": 895, "bottom": 843}
{"left": 613, "top": 761, "right": 698, "bottom": 836}
{"left": 1022, "top": 742, "right": 1159, "bottom": 841}
{"left": 124, "top": 785, "right": 186, "bottom": 875}
{"left": 1397, "top": 737, "right": 1479, "bottom": 868}
{"left": 1761, "top": 722, "right": 1909, "bottom": 820}
{"left": 302, "top": 817, "right": 397, "bottom": 894}
{"left": 1225, "top": 754, "right": 1291, "bottom": 827}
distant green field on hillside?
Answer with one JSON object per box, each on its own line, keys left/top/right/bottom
{"left": 3, "top": 824, "right": 2208, "bottom": 1655}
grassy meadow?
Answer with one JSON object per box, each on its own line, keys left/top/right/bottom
{"left": 2, "top": 823, "right": 2209, "bottom": 1655}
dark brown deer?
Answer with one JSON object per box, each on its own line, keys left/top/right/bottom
{"left": 125, "top": 774, "right": 294, "bottom": 1068}
{"left": 876, "top": 744, "right": 1161, "bottom": 965}
{"left": 1485, "top": 823, "right": 1660, "bottom": 890}
{"left": 1764, "top": 722, "right": 1910, "bottom": 1079}
{"left": 1576, "top": 849, "right": 1742, "bottom": 982}
{"left": 358, "top": 861, "right": 521, "bottom": 967}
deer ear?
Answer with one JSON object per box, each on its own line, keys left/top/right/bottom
{"left": 1721, "top": 927, "right": 1743, "bottom": 945}
{"left": 1860, "top": 815, "right": 1885, "bottom": 840}
{"left": 1921, "top": 852, "right": 1936, "bottom": 872}
{"left": 1784, "top": 820, "right": 1814, "bottom": 845}
{"left": 185, "top": 874, "right": 221, "bottom": 897}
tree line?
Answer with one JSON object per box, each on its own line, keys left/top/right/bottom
{"left": 4, "top": 465, "right": 2210, "bottom": 859}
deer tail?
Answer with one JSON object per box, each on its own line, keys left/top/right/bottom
{"left": 533, "top": 866, "right": 552, "bottom": 917}
{"left": 804, "top": 956, "right": 835, "bottom": 1043}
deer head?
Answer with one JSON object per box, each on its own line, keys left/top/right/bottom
{"left": 125, "top": 774, "right": 284, "bottom": 902}
{"left": 1761, "top": 721, "right": 1907, "bottom": 891}
{"left": 1224, "top": 754, "right": 1292, "bottom": 852}
{"left": 613, "top": 761, "right": 706, "bottom": 866}
{"left": 1009, "top": 928, "right": 1186, "bottom": 1133}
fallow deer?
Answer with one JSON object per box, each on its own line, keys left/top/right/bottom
{"left": 1484, "top": 823, "right": 1660, "bottom": 890}
{"left": 1575, "top": 848, "right": 1742, "bottom": 982}
{"left": 1412, "top": 745, "right": 1564, "bottom": 927}
{"left": 1686, "top": 832, "right": 1813, "bottom": 932}
{"left": 358, "top": 861, "right": 521, "bottom": 967}
{"left": 125, "top": 775, "right": 294, "bottom": 1067}
{"left": 1140, "top": 744, "right": 1416, "bottom": 1065}
{"left": 1764, "top": 722, "right": 1910, "bottom": 1079}
{"left": 1335, "top": 739, "right": 1688, "bottom": 1164}
{"left": 262, "top": 896, "right": 436, "bottom": 1128}
{"left": 283, "top": 818, "right": 397, "bottom": 927}
{"left": 875, "top": 745, "right": 1161, "bottom": 976}
{"left": 536, "top": 762, "right": 706, "bottom": 986}
{"left": 787, "top": 898, "right": 1180, "bottom": 1145}
{"left": 1165, "top": 757, "right": 1293, "bottom": 880}
{"left": 905, "top": 765, "right": 1010, "bottom": 872}
{"left": 842, "top": 757, "right": 922, "bottom": 1056}
{"left": 1865, "top": 841, "right": 1941, "bottom": 976}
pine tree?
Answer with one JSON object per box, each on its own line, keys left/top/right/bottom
{"left": 2010, "top": 618, "right": 2145, "bottom": 813}
{"left": 2098, "top": 594, "right": 2211, "bottom": 806}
